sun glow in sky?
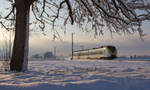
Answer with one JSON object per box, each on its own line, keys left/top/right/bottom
{"left": 0, "top": 0, "right": 150, "bottom": 57}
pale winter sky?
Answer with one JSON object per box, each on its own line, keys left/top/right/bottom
{"left": 0, "top": 0, "right": 150, "bottom": 57}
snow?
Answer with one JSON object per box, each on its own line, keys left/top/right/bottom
{"left": 1, "top": 59, "right": 150, "bottom": 90}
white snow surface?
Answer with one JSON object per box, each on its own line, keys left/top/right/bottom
{"left": 0, "top": 59, "right": 150, "bottom": 90}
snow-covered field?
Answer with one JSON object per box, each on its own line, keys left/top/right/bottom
{"left": 0, "top": 59, "right": 150, "bottom": 90}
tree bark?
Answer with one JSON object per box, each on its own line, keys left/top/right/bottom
{"left": 10, "top": 0, "right": 30, "bottom": 72}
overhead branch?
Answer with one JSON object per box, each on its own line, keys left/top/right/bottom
{"left": 30, "top": 0, "right": 38, "bottom": 4}
{"left": 0, "top": 21, "right": 9, "bottom": 31}
{"left": 65, "top": 0, "right": 74, "bottom": 25}
{"left": 117, "top": 0, "right": 138, "bottom": 22}
{"left": 4, "top": 3, "right": 15, "bottom": 19}
{"left": 80, "top": 0, "right": 93, "bottom": 16}
{"left": 91, "top": 0, "right": 129, "bottom": 25}
{"left": 40, "top": 0, "right": 46, "bottom": 17}
{"left": 52, "top": 0, "right": 65, "bottom": 28}
{"left": 31, "top": 4, "right": 45, "bottom": 31}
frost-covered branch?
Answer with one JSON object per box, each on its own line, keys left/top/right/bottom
{"left": 1, "top": 0, "right": 150, "bottom": 36}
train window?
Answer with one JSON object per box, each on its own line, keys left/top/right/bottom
{"left": 89, "top": 51, "right": 98, "bottom": 55}
{"left": 99, "top": 51, "right": 103, "bottom": 54}
{"left": 74, "top": 53, "right": 80, "bottom": 56}
{"left": 73, "top": 54, "right": 77, "bottom": 56}
{"left": 80, "top": 52, "right": 88, "bottom": 56}
{"left": 84, "top": 52, "right": 89, "bottom": 56}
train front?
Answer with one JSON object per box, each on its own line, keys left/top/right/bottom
{"left": 106, "top": 46, "right": 117, "bottom": 59}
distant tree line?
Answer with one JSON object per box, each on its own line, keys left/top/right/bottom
{"left": 130, "top": 55, "right": 150, "bottom": 60}
{"left": 31, "top": 51, "right": 56, "bottom": 59}
{"left": 119, "top": 55, "right": 150, "bottom": 60}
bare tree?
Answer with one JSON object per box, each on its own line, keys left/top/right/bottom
{"left": 0, "top": 30, "right": 14, "bottom": 71}
{"left": 0, "top": 30, "right": 14, "bottom": 61}
{"left": 0, "top": 0, "right": 150, "bottom": 72}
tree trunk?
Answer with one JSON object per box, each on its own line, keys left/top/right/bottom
{"left": 10, "top": 0, "right": 30, "bottom": 72}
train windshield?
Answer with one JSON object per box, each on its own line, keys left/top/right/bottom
{"left": 107, "top": 46, "right": 116, "bottom": 53}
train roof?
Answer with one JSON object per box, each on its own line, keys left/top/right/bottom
{"left": 73, "top": 45, "right": 116, "bottom": 52}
